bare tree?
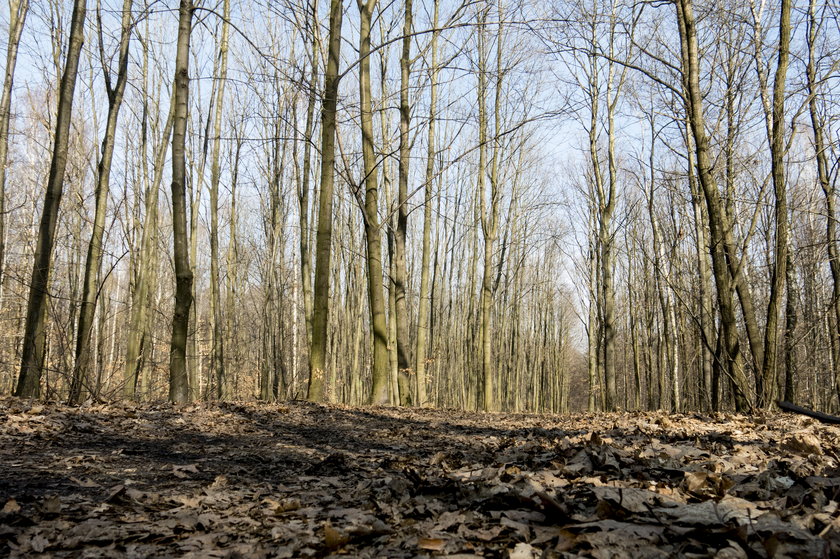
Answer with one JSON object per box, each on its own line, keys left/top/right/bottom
{"left": 209, "top": 0, "right": 231, "bottom": 399}
{"left": 415, "top": 0, "right": 440, "bottom": 407}
{"left": 15, "top": 0, "right": 86, "bottom": 398}
{"left": 169, "top": 0, "right": 195, "bottom": 403}
{"left": 308, "top": 0, "right": 343, "bottom": 402}
{"left": 70, "top": 0, "right": 134, "bottom": 403}
{"left": 0, "top": 0, "right": 28, "bottom": 297}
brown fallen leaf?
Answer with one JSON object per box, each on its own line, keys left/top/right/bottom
{"left": 173, "top": 463, "right": 200, "bottom": 478}
{"left": 70, "top": 476, "right": 99, "bottom": 488}
{"left": 782, "top": 431, "right": 822, "bottom": 456}
{"left": 418, "top": 537, "right": 448, "bottom": 551}
{"left": 324, "top": 522, "right": 349, "bottom": 549}
{"left": 42, "top": 495, "right": 61, "bottom": 514}
{"left": 263, "top": 497, "right": 301, "bottom": 514}
{"left": 2, "top": 498, "right": 20, "bottom": 513}
{"left": 509, "top": 542, "right": 540, "bottom": 559}
{"left": 105, "top": 484, "right": 126, "bottom": 502}
{"left": 29, "top": 533, "right": 49, "bottom": 553}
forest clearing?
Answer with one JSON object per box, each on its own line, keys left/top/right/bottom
{"left": 1, "top": 399, "right": 840, "bottom": 558}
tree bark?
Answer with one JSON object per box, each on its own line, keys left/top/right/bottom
{"left": 70, "top": 0, "right": 133, "bottom": 404}
{"left": 15, "top": 0, "right": 86, "bottom": 398}
{"left": 805, "top": 0, "right": 840, "bottom": 402}
{"left": 0, "top": 0, "right": 28, "bottom": 300}
{"left": 308, "top": 0, "right": 343, "bottom": 402}
{"left": 209, "top": 0, "right": 231, "bottom": 399}
{"left": 298, "top": 0, "right": 319, "bottom": 351}
{"left": 758, "top": 0, "right": 791, "bottom": 408}
{"left": 675, "top": 0, "right": 749, "bottom": 411}
{"left": 415, "top": 0, "right": 439, "bottom": 408}
{"left": 394, "top": 0, "right": 413, "bottom": 406}
{"left": 358, "top": 0, "right": 390, "bottom": 405}
{"left": 168, "top": 0, "right": 194, "bottom": 404}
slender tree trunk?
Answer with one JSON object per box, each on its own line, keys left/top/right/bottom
{"left": 298, "top": 0, "right": 319, "bottom": 350}
{"left": 308, "top": 0, "right": 342, "bottom": 402}
{"left": 415, "top": 0, "right": 439, "bottom": 408}
{"left": 168, "top": 0, "right": 194, "bottom": 404}
{"left": 209, "top": 0, "right": 230, "bottom": 399}
{"left": 478, "top": 3, "right": 502, "bottom": 411}
{"left": 0, "top": 0, "right": 28, "bottom": 299}
{"left": 70, "top": 0, "right": 132, "bottom": 404}
{"left": 15, "top": 0, "right": 86, "bottom": 398}
{"left": 676, "top": 0, "right": 749, "bottom": 411}
{"left": 806, "top": 0, "right": 840, "bottom": 401}
{"left": 758, "top": 0, "right": 791, "bottom": 408}
{"left": 646, "top": 115, "right": 679, "bottom": 411}
{"left": 784, "top": 251, "right": 797, "bottom": 401}
{"left": 587, "top": 208, "right": 599, "bottom": 412}
{"left": 225, "top": 127, "right": 242, "bottom": 398}
{"left": 125, "top": 100, "right": 174, "bottom": 398}
{"left": 393, "top": 0, "right": 413, "bottom": 406}
{"left": 358, "top": 0, "right": 389, "bottom": 405}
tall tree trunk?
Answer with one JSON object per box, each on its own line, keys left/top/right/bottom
{"left": 358, "top": 0, "right": 390, "bottom": 405}
{"left": 806, "top": 0, "right": 840, "bottom": 401}
{"left": 478, "top": 2, "right": 502, "bottom": 411}
{"left": 394, "top": 0, "right": 413, "bottom": 406}
{"left": 225, "top": 128, "right": 242, "bottom": 398}
{"left": 298, "top": 0, "right": 319, "bottom": 350}
{"left": 676, "top": 0, "right": 749, "bottom": 411}
{"left": 209, "top": 0, "right": 231, "bottom": 399}
{"left": 168, "top": 0, "right": 194, "bottom": 404}
{"left": 587, "top": 208, "right": 599, "bottom": 412}
{"left": 70, "top": 0, "right": 132, "bottom": 404}
{"left": 0, "top": 0, "right": 28, "bottom": 299}
{"left": 125, "top": 98, "right": 174, "bottom": 398}
{"left": 308, "top": 0, "right": 342, "bottom": 402}
{"left": 758, "top": 0, "right": 791, "bottom": 408}
{"left": 784, "top": 251, "right": 798, "bottom": 401}
{"left": 15, "top": 0, "right": 86, "bottom": 398}
{"left": 415, "top": 0, "right": 439, "bottom": 408}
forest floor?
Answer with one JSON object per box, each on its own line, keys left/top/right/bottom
{"left": 1, "top": 399, "right": 839, "bottom": 558}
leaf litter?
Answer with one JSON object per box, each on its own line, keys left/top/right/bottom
{"left": 0, "top": 399, "right": 839, "bottom": 558}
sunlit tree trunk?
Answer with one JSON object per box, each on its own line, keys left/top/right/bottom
{"left": 754, "top": 0, "right": 791, "bottom": 408}
{"left": 393, "top": 0, "right": 413, "bottom": 406}
{"left": 168, "top": 0, "right": 194, "bottom": 404}
{"left": 414, "top": 0, "right": 439, "bottom": 408}
{"left": 805, "top": 0, "right": 839, "bottom": 402}
{"left": 0, "top": 0, "right": 28, "bottom": 299}
{"left": 308, "top": 0, "right": 342, "bottom": 402}
{"left": 70, "top": 0, "right": 133, "bottom": 403}
{"left": 676, "top": 0, "right": 748, "bottom": 411}
{"left": 209, "top": 0, "right": 231, "bottom": 399}
{"left": 298, "top": 0, "right": 319, "bottom": 351}
{"left": 358, "top": 0, "right": 390, "bottom": 405}
{"left": 477, "top": 2, "right": 502, "bottom": 411}
{"left": 15, "top": 0, "right": 86, "bottom": 398}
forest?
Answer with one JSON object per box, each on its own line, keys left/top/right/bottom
{"left": 4, "top": 0, "right": 840, "bottom": 556}
{"left": 0, "top": 0, "right": 838, "bottom": 414}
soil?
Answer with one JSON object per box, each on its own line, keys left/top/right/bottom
{"left": 1, "top": 399, "right": 839, "bottom": 558}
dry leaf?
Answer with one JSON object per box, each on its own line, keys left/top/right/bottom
{"left": 509, "top": 542, "right": 540, "bottom": 559}
{"left": 418, "top": 537, "right": 447, "bottom": 551}
{"left": 324, "top": 522, "right": 348, "bottom": 549}
{"left": 42, "top": 495, "right": 61, "bottom": 514}
{"left": 2, "top": 498, "right": 20, "bottom": 513}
